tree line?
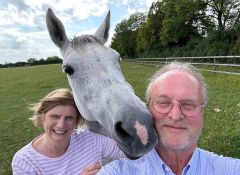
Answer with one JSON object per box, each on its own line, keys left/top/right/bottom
{"left": 0, "top": 56, "right": 62, "bottom": 68}
{"left": 110, "top": 0, "right": 240, "bottom": 61}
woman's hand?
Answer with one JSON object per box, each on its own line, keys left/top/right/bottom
{"left": 81, "top": 162, "right": 101, "bottom": 175}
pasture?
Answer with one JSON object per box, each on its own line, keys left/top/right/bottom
{"left": 0, "top": 61, "right": 240, "bottom": 174}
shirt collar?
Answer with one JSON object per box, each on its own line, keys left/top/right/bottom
{"left": 184, "top": 147, "right": 200, "bottom": 174}
{"left": 148, "top": 149, "right": 166, "bottom": 174}
{"left": 149, "top": 148, "right": 200, "bottom": 175}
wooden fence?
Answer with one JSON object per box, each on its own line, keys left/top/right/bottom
{"left": 125, "top": 56, "right": 240, "bottom": 75}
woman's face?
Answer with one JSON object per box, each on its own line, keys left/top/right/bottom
{"left": 42, "top": 105, "right": 78, "bottom": 144}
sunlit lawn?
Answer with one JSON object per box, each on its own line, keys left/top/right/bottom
{"left": 0, "top": 62, "right": 239, "bottom": 174}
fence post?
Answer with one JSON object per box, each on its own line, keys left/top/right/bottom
{"left": 213, "top": 57, "right": 217, "bottom": 74}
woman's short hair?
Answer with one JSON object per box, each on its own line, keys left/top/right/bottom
{"left": 29, "top": 88, "right": 85, "bottom": 127}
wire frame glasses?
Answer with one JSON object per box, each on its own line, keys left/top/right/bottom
{"left": 151, "top": 100, "right": 204, "bottom": 117}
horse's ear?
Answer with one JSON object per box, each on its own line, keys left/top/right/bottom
{"left": 46, "top": 8, "right": 69, "bottom": 49}
{"left": 94, "top": 11, "right": 110, "bottom": 44}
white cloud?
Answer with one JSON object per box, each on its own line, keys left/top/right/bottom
{"left": 121, "top": 0, "right": 156, "bottom": 15}
{"left": 0, "top": 0, "right": 156, "bottom": 64}
{"left": 24, "top": 0, "right": 109, "bottom": 20}
{"left": 146, "top": 0, "right": 157, "bottom": 8}
{"left": 8, "top": 4, "right": 34, "bottom": 26}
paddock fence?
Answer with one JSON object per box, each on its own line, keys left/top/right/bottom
{"left": 124, "top": 56, "right": 240, "bottom": 75}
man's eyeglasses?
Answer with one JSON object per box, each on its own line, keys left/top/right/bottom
{"left": 151, "top": 99, "right": 204, "bottom": 117}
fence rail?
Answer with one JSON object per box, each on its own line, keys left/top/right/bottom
{"left": 124, "top": 56, "right": 240, "bottom": 75}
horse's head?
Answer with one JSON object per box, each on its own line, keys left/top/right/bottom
{"left": 46, "top": 8, "right": 157, "bottom": 159}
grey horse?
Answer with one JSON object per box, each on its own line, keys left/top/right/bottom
{"left": 46, "top": 8, "right": 157, "bottom": 159}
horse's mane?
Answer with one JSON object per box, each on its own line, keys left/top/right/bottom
{"left": 71, "top": 35, "right": 102, "bottom": 49}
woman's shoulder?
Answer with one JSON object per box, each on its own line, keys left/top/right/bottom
{"left": 12, "top": 142, "right": 35, "bottom": 163}
{"left": 13, "top": 134, "right": 45, "bottom": 160}
{"left": 12, "top": 142, "right": 39, "bottom": 174}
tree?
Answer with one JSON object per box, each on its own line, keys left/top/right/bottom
{"left": 27, "top": 58, "right": 38, "bottom": 65}
{"left": 46, "top": 56, "right": 62, "bottom": 64}
{"left": 111, "top": 0, "right": 240, "bottom": 58}
{"left": 137, "top": 1, "right": 164, "bottom": 53}
{"left": 206, "top": 0, "right": 240, "bottom": 31}
{"left": 230, "top": 22, "right": 240, "bottom": 55}
{"left": 160, "top": 0, "right": 208, "bottom": 46}
{"left": 203, "top": 0, "right": 240, "bottom": 56}
{"left": 14, "top": 61, "right": 27, "bottom": 67}
{"left": 111, "top": 12, "right": 146, "bottom": 58}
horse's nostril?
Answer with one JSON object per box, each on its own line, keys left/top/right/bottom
{"left": 63, "top": 65, "right": 74, "bottom": 75}
{"left": 114, "top": 122, "right": 132, "bottom": 143}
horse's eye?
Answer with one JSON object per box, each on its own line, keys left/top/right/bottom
{"left": 63, "top": 65, "right": 74, "bottom": 75}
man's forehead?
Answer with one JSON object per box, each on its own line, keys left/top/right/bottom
{"left": 154, "top": 69, "right": 197, "bottom": 84}
{"left": 151, "top": 69, "right": 203, "bottom": 99}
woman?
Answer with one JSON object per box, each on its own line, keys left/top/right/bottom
{"left": 12, "top": 88, "right": 124, "bottom": 175}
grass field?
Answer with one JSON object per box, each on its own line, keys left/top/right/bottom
{"left": 0, "top": 61, "right": 240, "bottom": 174}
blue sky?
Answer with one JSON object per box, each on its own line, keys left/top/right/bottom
{"left": 0, "top": 0, "right": 156, "bottom": 64}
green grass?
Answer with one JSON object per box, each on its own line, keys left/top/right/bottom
{"left": 196, "top": 64, "right": 240, "bottom": 73}
{"left": 0, "top": 62, "right": 240, "bottom": 174}
{"left": 0, "top": 64, "right": 69, "bottom": 175}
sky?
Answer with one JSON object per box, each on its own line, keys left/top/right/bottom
{"left": 0, "top": 0, "right": 156, "bottom": 64}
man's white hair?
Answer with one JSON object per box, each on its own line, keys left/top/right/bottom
{"left": 146, "top": 62, "right": 208, "bottom": 106}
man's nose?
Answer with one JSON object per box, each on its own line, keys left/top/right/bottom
{"left": 168, "top": 104, "right": 184, "bottom": 120}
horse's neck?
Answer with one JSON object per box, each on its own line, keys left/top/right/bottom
{"left": 86, "top": 121, "right": 110, "bottom": 137}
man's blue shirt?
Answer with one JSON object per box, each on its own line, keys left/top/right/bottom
{"left": 97, "top": 148, "right": 240, "bottom": 175}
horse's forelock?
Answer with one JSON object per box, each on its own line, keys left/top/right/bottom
{"left": 70, "top": 35, "right": 102, "bottom": 50}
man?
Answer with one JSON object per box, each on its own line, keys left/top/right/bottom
{"left": 97, "top": 62, "right": 240, "bottom": 175}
